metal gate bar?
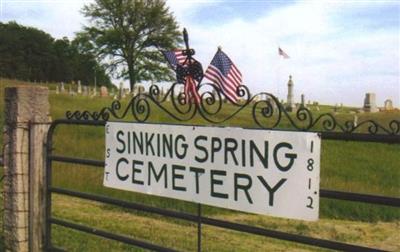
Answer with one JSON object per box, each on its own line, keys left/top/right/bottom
{"left": 50, "top": 218, "right": 178, "bottom": 252}
{"left": 49, "top": 187, "right": 382, "bottom": 252}
{"left": 321, "top": 131, "right": 399, "bottom": 143}
{"left": 48, "top": 154, "right": 400, "bottom": 207}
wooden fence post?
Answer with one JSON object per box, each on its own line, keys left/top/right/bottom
{"left": 3, "top": 86, "right": 51, "bottom": 252}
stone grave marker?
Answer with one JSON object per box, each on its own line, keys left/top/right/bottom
{"left": 384, "top": 99, "right": 394, "bottom": 111}
{"left": 353, "top": 115, "right": 358, "bottom": 127}
{"left": 83, "top": 86, "right": 88, "bottom": 96}
{"left": 77, "top": 80, "right": 82, "bottom": 94}
{"left": 100, "top": 86, "right": 108, "bottom": 97}
{"left": 363, "top": 93, "right": 378, "bottom": 113}
{"left": 61, "top": 82, "right": 65, "bottom": 92}
{"left": 301, "top": 94, "right": 305, "bottom": 108}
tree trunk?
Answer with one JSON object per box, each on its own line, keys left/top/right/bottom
{"left": 128, "top": 61, "right": 135, "bottom": 92}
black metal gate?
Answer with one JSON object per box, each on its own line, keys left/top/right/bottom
{"left": 45, "top": 86, "right": 400, "bottom": 251}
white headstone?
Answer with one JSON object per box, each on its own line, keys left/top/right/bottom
{"left": 286, "top": 75, "right": 295, "bottom": 112}
{"left": 132, "top": 85, "right": 138, "bottom": 96}
{"left": 77, "top": 80, "right": 82, "bottom": 94}
{"left": 384, "top": 99, "right": 394, "bottom": 111}
{"left": 61, "top": 82, "right": 65, "bottom": 92}
{"left": 100, "top": 86, "right": 108, "bottom": 97}
{"left": 83, "top": 86, "right": 89, "bottom": 96}
{"left": 353, "top": 115, "right": 358, "bottom": 127}
{"left": 138, "top": 85, "right": 145, "bottom": 94}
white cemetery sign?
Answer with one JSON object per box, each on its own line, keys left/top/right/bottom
{"left": 104, "top": 122, "right": 321, "bottom": 221}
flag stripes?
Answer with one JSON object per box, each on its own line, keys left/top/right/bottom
{"left": 162, "top": 50, "right": 186, "bottom": 69}
{"left": 184, "top": 76, "right": 201, "bottom": 104}
{"left": 204, "top": 49, "right": 242, "bottom": 103}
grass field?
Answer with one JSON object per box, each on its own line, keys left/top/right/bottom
{"left": 0, "top": 79, "right": 399, "bottom": 251}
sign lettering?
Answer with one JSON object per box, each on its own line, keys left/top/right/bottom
{"left": 104, "top": 122, "right": 321, "bottom": 221}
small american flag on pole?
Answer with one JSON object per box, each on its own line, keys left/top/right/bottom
{"left": 278, "top": 47, "right": 290, "bottom": 59}
{"left": 162, "top": 49, "right": 202, "bottom": 104}
{"left": 204, "top": 48, "right": 242, "bottom": 103}
{"left": 162, "top": 50, "right": 186, "bottom": 69}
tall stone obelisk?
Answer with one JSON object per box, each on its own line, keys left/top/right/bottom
{"left": 286, "top": 75, "right": 295, "bottom": 112}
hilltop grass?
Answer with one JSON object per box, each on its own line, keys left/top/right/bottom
{"left": 0, "top": 79, "right": 399, "bottom": 251}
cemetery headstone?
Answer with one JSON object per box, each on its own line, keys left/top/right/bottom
{"left": 166, "top": 88, "right": 171, "bottom": 101}
{"left": 300, "top": 94, "right": 305, "bottom": 108}
{"left": 353, "top": 115, "right": 358, "bottom": 127}
{"left": 61, "top": 82, "right": 65, "bottom": 93}
{"left": 363, "top": 93, "right": 378, "bottom": 113}
{"left": 100, "top": 86, "right": 108, "bottom": 97}
{"left": 132, "top": 86, "right": 137, "bottom": 96}
{"left": 77, "top": 80, "right": 82, "bottom": 94}
{"left": 286, "top": 75, "right": 295, "bottom": 112}
{"left": 124, "top": 88, "right": 130, "bottom": 97}
{"left": 384, "top": 99, "right": 394, "bottom": 111}
{"left": 83, "top": 86, "right": 89, "bottom": 96}
{"left": 55, "top": 86, "right": 59, "bottom": 94}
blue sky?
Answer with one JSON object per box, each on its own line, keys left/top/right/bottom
{"left": 1, "top": 0, "right": 399, "bottom": 107}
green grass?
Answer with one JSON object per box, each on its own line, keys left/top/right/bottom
{"left": 49, "top": 195, "right": 399, "bottom": 251}
{"left": 0, "top": 78, "right": 399, "bottom": 251}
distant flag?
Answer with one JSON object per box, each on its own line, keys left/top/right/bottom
{"left": 278, "top": 47, "right": 290, "bottom": 59}
{"left": 204, "top": 48, "right": 242, "bottom": 103}
{"left": 162, "top": 50, "right": 186, "bottom": 69}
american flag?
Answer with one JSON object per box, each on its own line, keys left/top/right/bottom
{"left": 162, "top": 49, "right": 202, "bottom": 104}
{"left": 185, "top": 76, "right": 201, "bottom": 104}
{"left": 162, "top": 50, "right": 186, "bottom": 69}
{"left": 204, "top": 49, "right": 242, "bottom": 103}
{"left": 278, "top": 47, "right": 290, "bottom": 59}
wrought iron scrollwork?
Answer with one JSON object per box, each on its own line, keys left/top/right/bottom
{"left": 65, "top": 82, "right": 400, "bottom": 135}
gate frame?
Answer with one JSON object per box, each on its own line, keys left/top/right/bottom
{"left": 46, "top": 83, "right": 400, "bottom": 251}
